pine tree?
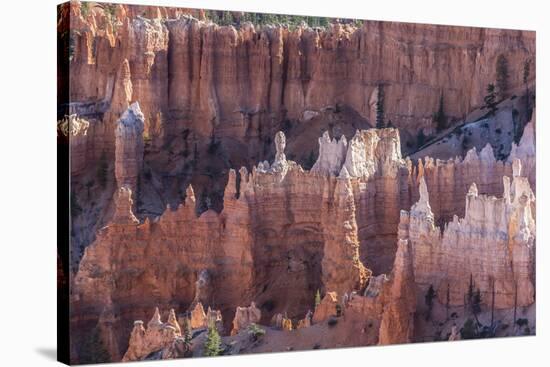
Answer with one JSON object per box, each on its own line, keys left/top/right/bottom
{"left": 472, "top": 288, "right": 482, "bottom": 315}
{"left": 523, "top": 59, "right": 531, "bottom": 89}
{"left": 375, "top": 84, "right": 385, "bottom": 128}
{"left": 495, "top": 54, "right": 509, "bottom": 100}
{"left": 303, "top": 150, "right": 316, "bottom": 170}
{"left": 523, "top": 59, "right": 532, "bottom": 113}
{"left": 183, "top": 318, "right": 192, "bottom": 350}
{"left": 314, "top": 289, "right": 321, "bottom": 310}
{"left": 434, "top": 94, "right": 447, "bottom": 132}
{"left": 425, "top": 285, "right": 436, "bottom": 321}
{"left": 417, "top": 130, "right": 426, "bottom": 148}
{"left": 203, "top": 320, "right": 222, "bottom": 357}
{"left": 484, "top": 83, "right": 498, "bottom": 116}
{"left": 490, "top": 278, "right": 496, "bottom": 327}
{"left": 79, "top": 326, "right": 110, "bottom": 364}
{"left": 97, "top": 151, "right": 108, "bottom": 188}
{"left": 467, "top": 274, "right": 474, "bottom": 306}
{"left": 446, "top": 283, "right": 450, "bottom": 321}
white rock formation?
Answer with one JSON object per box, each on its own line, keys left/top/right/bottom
{"left": 311, "top": 131, "right": 348, "bottom": 175}
{"left": 115, "top": 102, "right": 145, "bottom": 193}
{"left": 403, "top": 168, "right": 535, "bottom": 308}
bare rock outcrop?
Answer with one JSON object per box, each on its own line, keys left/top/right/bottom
{"left": 230, "top": 302, "right": 261, "bottom": 336}
{"left": 404, "top": 171, "right": 535, "bottom": 308}
{"left": 114, "top": 102, "right": 144, "bottom": 193}
{"left": 122, "top": 308, "right": 183, "bottom": 362}
{"left": 71, "top": 126, "right": 535, "bottom": 362}
{"left": 311, "top": 132, "right": 348, "bottom": 175}
{"left": 312, "top": 292, "right": 339, "bottom": 323}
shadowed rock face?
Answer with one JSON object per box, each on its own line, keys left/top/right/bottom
{"left": 71, "top": 121, "right": 535, "bottom": 362}
{"left": 64, "top": 0, "right": 535, "bottom": 269}
{"left": 62, "top": 3, "right": 536, "bottom": 364}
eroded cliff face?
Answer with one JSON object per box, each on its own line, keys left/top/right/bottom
{"left": 68, "top": 1, "right": 535, "bottom": 144}
{"left": 63, "top": 2, "right": 536, "bottom": 363}
{"left": 404, "top": 164, "right": 535, "bottom": 309}
{"left": 71, "top": 116, "right": 535, "bottom": 362}
{"left": 64, "top": 0, "right": 535, "bottom": 271}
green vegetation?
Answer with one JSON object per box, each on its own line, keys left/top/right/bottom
{"left": 495, "top": 54, "right": 509, "bottom": 100}
{"left": 445, "top": 283, "right": 450, "bottom": 321}
{"left": 247, "top": 323, "right": 266, "bottom": 341}
{"left": 79, "top": 326, "right": 110, "bottom": 364}
{"left": 183, "top": 317, "right": 192, "bottom": 350}
{"left": 335, "top": 303, "right": 342, "bottom": 317}
{"left": 425, "top": 285, "right": 436, "bottom": 321}
{"left": 523, "top": 58, "right": 532, "bottom": 115}
{"left": 203, "top": 320, "right": 222, "bottom": 357}
{"left": 207, "top": 135, "right": 220, "bottom": 155}
{"left": 71, "top": 190, "right": 82, "bottom": 217}
{"left": 303, "top": 150, "right": 316, "bottom": 170}
{"left": 472, "top": 288, "right": 482, "bottom": 315}
{"left": 434, "top": 94, "right": 447, "bottom": 132}
{"left": 516, "top": 318, "right": 528, "bottom": 327}
{"left": 375, "top": 84, "right": 385, "bottom": 129}
{"left": 203, "top": 10, "right": 363, "bottom": 29}
{"left": 416, "top": 129, "right": 426, "bottom": 148}
{"left": 97, "top": 151, "right": 108, "bottom": 189}
{"left": 80, "top": 2, "right": 90, "bottom": 17}
{"left": 523, "top": 59, "right": 531, "bottom": 87}
{"left": 483, "top": 83, "right": 498, "bottom": 116}
{"left": 314, "top": 289, "right": 321, "bottom": 309}
{"left": 460, "top": 318, "right": 478, "bottom": 340}
{"left": 143, "top": 130, "right": 152, "bottom": 144}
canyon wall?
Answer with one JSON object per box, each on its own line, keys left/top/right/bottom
{"left": 63, "top": 3, "right": 536, "bottom": 363}
{"left": 71, "top": 119, "right": 535, "bottom": 362}
{"left": 64, "top": 0, "right": 536, "bottom": 272}
{"left": 66, "top": 0, "right": 535, "bottom": 166}
{"left": 404, "top": 166, "right": 535, "bottom": 309}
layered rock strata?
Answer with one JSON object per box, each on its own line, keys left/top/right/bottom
{"left": 67, "top": 0, "right": 535, "bottom": 151}
{"left": 72, "top": 124, "right": 535, "bottom": 362}
{"left": 403, "top": 170, "right": 535, "bottom": 308}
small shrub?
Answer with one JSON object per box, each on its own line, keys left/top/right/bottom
{"left": 71, "top": 191, "right": 82, "bottom": 217}
{"left": 516, "top": 318, "right": 528, "bottom": 327}
{"left": 247, "top": 323, "right": 266, "bottom": 341}
{"left": 460, "top": 318, "right": 478, "bottom": 340}
{"left": 335, "top": 304, "right": 342, "bottom": 317}
{"left": 303, "top": 150, "right": 316, "bottom": 170}
{"left": 313, "top": 343, "right": 321, "bottom": 349}
{"left": 97, "top": 151, "right": 108, "bottom": 188}
{"left": 328, "top": 317, "right": 338, "bottom": 327}
{"left": 314, "top": 289, "right": 321, "bottom": 310}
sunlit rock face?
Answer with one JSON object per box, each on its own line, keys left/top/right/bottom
{"left": 71, "top": 119, "right": 535, "bottom": 362}
{"left": 403, "top": 170, "right": 535, "bottom": 309}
